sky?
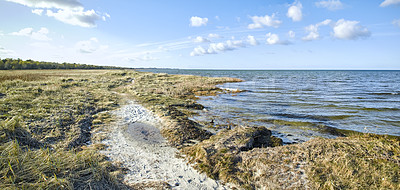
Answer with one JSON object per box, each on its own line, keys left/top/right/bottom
{"left": 0, "top": 0, "right": 399, "bottom": 69}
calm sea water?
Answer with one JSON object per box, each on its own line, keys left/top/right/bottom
{"left": 140, "top": 69, "right": 400, "bottom": 143}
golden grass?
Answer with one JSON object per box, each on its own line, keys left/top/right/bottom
{"left": 0, "top": 70, "right": 136, "bottom": 189}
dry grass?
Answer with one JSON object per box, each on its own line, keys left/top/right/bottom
{"left": 0, "top": 70, "right": 137, "bottom": 189}
{"left": 183, "top": 126, "right": 282, "bottom": 188}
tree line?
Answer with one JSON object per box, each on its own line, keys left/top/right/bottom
{"left": 0, "top": 58, "right": 127, "bottom": 70}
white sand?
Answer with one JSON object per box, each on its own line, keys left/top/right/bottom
{"left": 101, "top": 101, "right": 228, "bottom": 189}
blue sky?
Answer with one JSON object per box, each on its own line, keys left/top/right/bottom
{"left": 0, "top": 0, "right": 399, "bottom": 69}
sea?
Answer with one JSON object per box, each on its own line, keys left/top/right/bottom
{"left": 139, "top": 69, "right": 400, "bottom": 143}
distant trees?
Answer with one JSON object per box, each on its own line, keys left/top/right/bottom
{"left": 0, "top": 58, "right": 126, "bottom": 70}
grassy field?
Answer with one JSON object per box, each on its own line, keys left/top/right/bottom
{"left": 0, "top": 70, "right": 134, "bottom": 189}
{"left": 1, "top": 69, "right": 399, "bottom": 189}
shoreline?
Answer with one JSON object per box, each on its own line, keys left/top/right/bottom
{"left": 1, "top": 69, "right": 399, "bottom": 189}
{"left": 126, "top": 70, "right": 400, "bottom": 189}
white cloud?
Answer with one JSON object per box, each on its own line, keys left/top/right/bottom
{"left": 315, "top": 0, "right": 344, "bottom": 11}
{"left": 190, "top": 16, "right": 208, "bottom": 27}
{"left": 208, "top": 33, "right": 221, "bottom": 38}
{"left": 247, "top": 35, "right": 259, "bottom": 46}
{"left": 32, "top": 9, "right": 43, "bottom": 15}
{"left": 190, "top": 39, "right": 246, "bottom": 56}
{"left": 75, "top": 37, "right": 107, "bottom": 53}
{"left": 190, "top": 46, "right": 207, "bottom": 56}
{"left": 287, "top": 1, "right": 303, "bottom": 22}
{"left": 333, "top": 19, "right": 370, "bottom": 40}
{"left": 46, "top": 9, "right": 102, "bottom": 28}
{"left": 302, "top": 19, "right": 332, "bottom": 41}
{"left": 380, "top": 0, "right": 400, "bottom": 7}
{"left": 102, "top": 13, "right": 111, "bottom": 21}
{"left": 266, "top": 33, "right": 279, "bottom": 45}
{"left": 6, "top": 0, "right": 107, "bottom": 28}
{"left": 393, "top": 19, "right": 400, "bottom": 28}
{"left": 11, "top": 28, "right": 33, "bottom": 36}
{"left": 288, "top": 30, "right": 296, "bottom": 38}
{"left": 10, "top": 27, "right": 52, "bottom": 41}
{"left": 193, "top": 36, "right": 210, "bottom": 43}
{"left": 248, "top": 14, "right": 282, "bottom": 29}
{"left": 266, "top": 33, "right": 291, "bottom": 45}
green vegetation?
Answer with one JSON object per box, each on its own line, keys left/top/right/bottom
{"left": 0, "top": 70, "right": 135, "bottom": 189}
{"left": 0, "top": 58, "right": 126, "bottom": 70}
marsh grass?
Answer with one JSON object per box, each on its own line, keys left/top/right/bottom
{"left": 0, "top": 70, "right": 136, "bottom": 189}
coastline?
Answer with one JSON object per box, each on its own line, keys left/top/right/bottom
{"left": 1, "top": 69, "right": 399, "bottom": 189}
{"left": 127, "top": 70, "right": 400, "bottom": 189}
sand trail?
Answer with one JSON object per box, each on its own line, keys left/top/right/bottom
{"left": 101, "top": 101, "right": 227, "bottom": 189}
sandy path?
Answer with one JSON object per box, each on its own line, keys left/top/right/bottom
{"left": 101, "top": 101, "right": 227, "bottom": 189}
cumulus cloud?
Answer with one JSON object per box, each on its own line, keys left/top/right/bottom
{"left": 6, "top": 0, "right": 108, "bottom": 28}
{"left": 75, "top": 37, "right": 107, "bottom": 53}
{"left": 46, "top": 9, "right": 102, "bottom": 28}
{"left": 190, "top": 46, "right": 207, "bottom": 56}
{"left": 10, "top": 27, "right": 52, "bottom": 41}
{"left": 315, "top": 0, "right": 344, "bottom": 11}
{"left": 288, "top": 30, "right": 296, "bottom": 38}
{"left": 248, "top": 14, "right": 282, "bottom": 29}
{"left": 247, "top": 35, "right": 259, "bottom": 46}
{"left": 380, "top": 0, "right": 400, "bottom": 7}
{"left": 266, "top": 33, "right": 291, "bottom": 45}
{"left": 190, "top": 16, "right": 208, "bottom": 27}
{"left": 193, "top": 36, "right": 210, "bottom": 43}
{"left": 393, "top": 19, "right": 400, "bottom": 28}
{"left": 190, "top": 40, "right": 246, "bottom": 56}
{"left": 302, "top": 19, "right": 332, "bottom": 41}
{"left": 287, "top": 1, "right": 303, "bottom": 22}
{"left": 333, "top": 19, "right": 370, "bottom": 40}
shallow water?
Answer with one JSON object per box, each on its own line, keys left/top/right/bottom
{"left": 140, "top": 69, "right": 400, "bottom": 143}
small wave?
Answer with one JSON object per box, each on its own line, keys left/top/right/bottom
{"left": 367, "top": 92, "right": 400, "bottom": 96}
{"left": 360, "top": 107, "right": 400, "bottom": 112}
{"left": 256, "top": 119, "right": 315, "bottom": 127}
{"left": 269, "top": 113, "right": 353, "bottom": 121}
